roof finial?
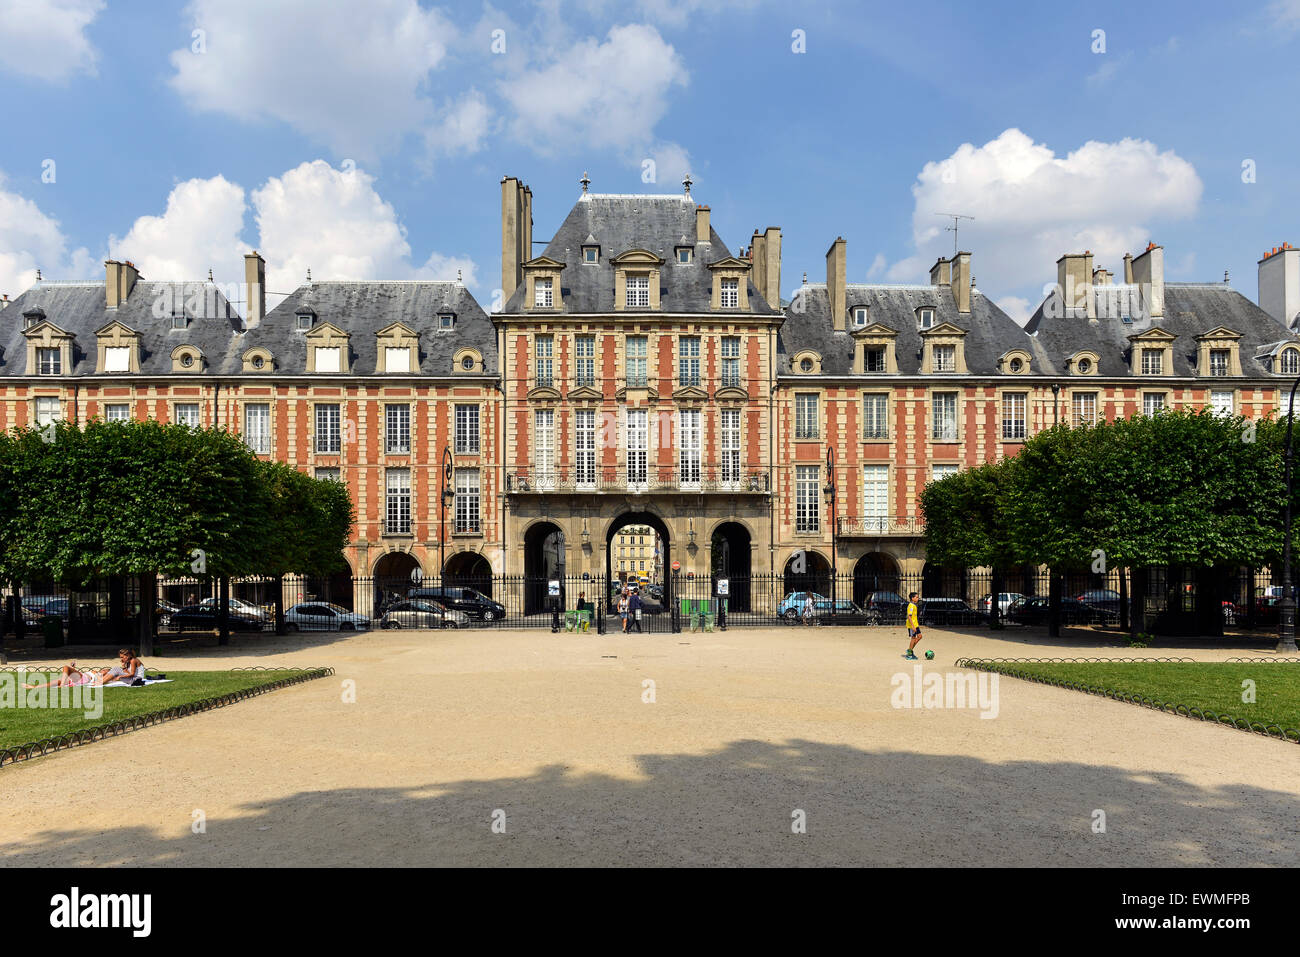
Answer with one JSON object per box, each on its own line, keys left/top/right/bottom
{"left": 580, "top": 171, "right": 590, "bottom": 194}
{"left": 306, "top": 268, "right": 312, "bottom": 282}
{"left": 683, "top": 172, "right": 693, "bottom": 197}
{"left": 208, "top": 267, "right": 214, "bottom": 282}
{"left": 35, "top": 268, "right": 42, "bottom": 281}
{"left": 457, "top": 268, "right": 463, "bottom": 282}
{"left": 802, "top": 271, "right": 807, "bottom": 284}
{"left": 1224, "top": 269, "right": 1230, "bottom": 284}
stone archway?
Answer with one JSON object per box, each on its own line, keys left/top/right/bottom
{"left": 374, "top": 551, "right": 421, "bottom": 617}
{"left": 853, "top": 551, "right": 901, "bottom": 606}
{"left": 606, "top": 511, "right": 672, "bottom": 628}
{"left": 443, "top": 551, "right": 493, "bottom": 597}
{"left": 524, "top": 521, "right": 565, "bottom": 615}
{"left": 783, "top": 549, "right": 831, "bottom": 597}
{"left": 710, "top": 521, "right": 752, "bottom": 612}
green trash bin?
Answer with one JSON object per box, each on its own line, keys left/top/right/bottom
{"left": 42, "top": 616, "right": 63, "bottom": 648}
{"left": 703, "top": 613, "right": 715, "bottom": 633}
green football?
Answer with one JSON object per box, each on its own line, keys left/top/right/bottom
{"left": 924, "top": 650, "right": 935, "bottom": 660}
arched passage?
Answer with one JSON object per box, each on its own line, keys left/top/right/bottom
{"left": 853, "top": 552, "right": 901, "bottom": 606}
{"left": 301, "top": 552, "right": 355, "bottom": 610}
{"left": 606, "top": 511, "right": 671, "bottom": 625}
{"left": 783, "top": 550, "right": 831, "bottom": 597}
{"left": 711, "top": 521, "right": 752, "bottom": 612}
{"left": 374, "top": 551, "right": 421, "bottom": 616}
{"left": 921, "top": 561, "right": 966, "bottom": 599}
{"left": 524, "top": 522, "right": 565, "bottom": 615}
{"left": 443, "top": 551, "right": 493, "bottom": 597}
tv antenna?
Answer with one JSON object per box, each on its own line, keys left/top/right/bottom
{"left": 937, "top": 213, "right": 974, "bottom": 257}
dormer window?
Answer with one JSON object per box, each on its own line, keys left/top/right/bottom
{"left": 799, "top": 357, "right": 814, "bottom": 373}
{"left": 1077, "top": 357, "right": 1092, "bottom": 374}
{"left": 864, "top": 346, "right": 886, "bottom": 373}
{"left": 677, "top": 247, "right": 693, "bottom": 264}
{"left": 462, "top": 356, "right": 474, "bottom": 371}
{"left": 172, "top": 314, "right": 188, "bottom": 331}
{"left": 315, "top": 346, "right": 341, "bottom": 373}
{"left": 918, "top": 308, "right": 935, "bottom": 330}
{"left": 252, "top": 356, "right": 265, "bottom": 370}
{"left": 384, "top": 347, "right": 412, "bottom": 374}
{"left": 1281, "top": 348, "right": 1300, "bottom": 376}
{"left": 933, "top": 344, "right": 956, "bottom": 372}
{"left": 180, "top": 353, "right": 194, "bottom": 368}
{"left": 535, "top": 279, "right": 553, "bottom": 308}
{"left": 1141, "top": 348, "right": 1163, "bottom": 375}
{"left": 296, "top": 313, "right": 313, "bottom": 331}
{"left": 626, "top": 275, "right": 649, "bottom": 308}
{"left": 104, "top": 346, "right": 131, "bottom": 373}
{"left": 852, "top": 307, "right": 868, "bottom": 328}
{"left": 1009, "top": 357, "right": 1023, "bottom": 373}
{"left": 438, "top": 313, "right": 455, "bottom": 330}
{"left": 720, "top": 278, "right": 739, "bottom": 309}
{"left": 583, "top": 246, "right": 599, "bottom": 264}
{"left": 37, "top": 347, "right": 60, "bottom": 375}
{"left": 22, "top": 309, "right": 43, "bottom": 330}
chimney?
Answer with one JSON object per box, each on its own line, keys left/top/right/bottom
{"left": 244, "top": 251, "right": 266, "bottom": 328}
{"left": 696, "top": 205, "right": 710, "bottom": 243}
{"left": 930, "top": 257, "right": 951, "bottom": 286}
{"left": 762, "top": 226, "right": 781, "bottom": 308}
{"left": 1123, "top": 253, "right": 1134, "bottom": 284}
{"left": 1259, "top": 242, "right": 1300, "bottom": 330}
{"left": 1093, "top": 267, "right": 1112, "bottom": 286}
{"left": 750, "top": 230, "right": 766, "bottom": 299}
{"left": 951, "top": 250, "right": 971, "bottom": 313}
{"left": 1055, "top": 252, "right": 1094, "bottom": 318}
{"left": 105, "top": 259, "right": 140, "bottom": 308}
{"left": 0, "top": 294, "right": 8, "bottom": 310}
{"left": 500, "top": 176, "right": 531, "bottom": 301}
{"left": 1130, "top": 243, "right": 1164, "bottom": 319}
{"left": 826, "top": 237, "right": 847, "bottom": 332}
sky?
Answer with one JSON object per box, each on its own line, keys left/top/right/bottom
{"left": 1, "top": 0, "right": 1298, "bottom": 324}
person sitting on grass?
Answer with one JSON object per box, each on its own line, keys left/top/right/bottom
{"left": 24, "top": 649, "right": 146, "bottom": 690}
{"left": 100, "top": 648, "right": 146, "bottom": 685}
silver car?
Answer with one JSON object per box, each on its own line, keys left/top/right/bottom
{"left": 284, "top": 602, "right": 371, "bottom": 632}
{"left": 380, "top": 599, "right": 469, "bottom": 630}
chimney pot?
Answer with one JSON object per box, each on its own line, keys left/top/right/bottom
{"left": 696, "top": 205, "right": 711, "bottom": 243}
{"left": 244, "top": 251, "right": 266, "bottom": 328}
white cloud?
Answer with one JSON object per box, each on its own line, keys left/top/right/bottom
{"left": 0, "top": 0, "right": 103, "bottom": 82}
{"left": 499, "top": 24, "right": 688, "bottom": 155}
{"left": 634, "top": 0, "right": 761, "bottom": 28}
{"left": 866, "top": 253, "right": 887, "bottom": 280}
{"left": 0, "top": 173, "right": 94, "bottom": 296}
{"left": 888, "top": 129, "right": 1202, "bottom": 299}
{"left": 1270, "top": 0, "right": 1300, "bottom": 30}
{"left": 169, "top": 0, "right": 457, "bottom": 158}
{"left": 995, "top": 296, "right": 1033, "bottom": 326}
{"left": 425, "top": 90, "right": 493, "bottom": 158}
{"left": 108, "top": 176, "right": 247, "bottom": 283}
{"left": 645, "top": 142, "right": 693, "bottom": 190}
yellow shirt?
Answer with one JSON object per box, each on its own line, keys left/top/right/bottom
{"left": 906, "top": 602, "right": 919, "bottom": 629}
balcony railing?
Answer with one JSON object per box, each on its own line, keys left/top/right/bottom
{"left": 837, "top": 515, "right": 926, "bottom": 536}
{"left": 507, "top": 466, "right": 771, "bottom": 494}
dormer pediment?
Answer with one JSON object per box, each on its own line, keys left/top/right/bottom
{"left": 23, "top": 319, "right": 73, "bottom": 340}
{"left": 1194, "top": 326, "right": 1242, "bottom": 342}
{"left": 95, "top": 318, "right": 138, "bottom": 338}
{"left": 1127, "top": 327, "right": 1177, "bottom": 343}
{"left": 611, "top": 249, "right": 665, "bottom": 267}
{"left": 852, "top": 321, "right": 899, "bottom": 339}
{"left": 920, "top": 321, "right": 967, "bottom": 338}
{"left": 523, "top": 256, "right": 566, "bottom": 270}
{"left": 706, "top": 256, "right": 752, "bottom": 271}
{"left": 376, "top": 321, "right": 418, "bottom": 339}
{"left": 304, "top": 320, "right": 350, "bottom": 340}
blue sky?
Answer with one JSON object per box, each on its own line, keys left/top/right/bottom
{"left": 1, "top": 0, "right": 1298, "bottom": 322}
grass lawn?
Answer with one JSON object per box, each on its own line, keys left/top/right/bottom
{"left": 972, "top": 661, "right": 1300, "bottom": 734}
{"left": 0, "top": 669, "right": 311, "bottom": 752}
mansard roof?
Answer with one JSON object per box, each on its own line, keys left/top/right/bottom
{"left": 501, "top": 193, "right": 780, "bottom": 315}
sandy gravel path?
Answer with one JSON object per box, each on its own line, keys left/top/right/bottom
{"left": 1, "top": 626, "right": 1296, "bottom": 867}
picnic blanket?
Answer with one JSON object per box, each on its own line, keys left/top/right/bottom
{"left": 102, "top": 677, "right": 172, "bottom": 688}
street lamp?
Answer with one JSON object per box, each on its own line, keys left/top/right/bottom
{"left": 1051, "top": 383, "right": 1060, "bottom": 427}
{"left": 825, "top": 446, "right": 837, "bottom": 612}
{"left": 1278, "top": 377, "right": 1300, "bottom": 653}
{"left": 439, "top": 446, "right": 454, "bottom": 580}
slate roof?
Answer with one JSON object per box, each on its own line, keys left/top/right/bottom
{"left": 778, "top": 282, "right": 1028, "bottom": 376}
{"left": 0, "top": 280, "right": 241, "bottom": 377}
{"left": 1023, "top": 282, "right": 1300, "bottom": 377}
{"left": 501, "top": 193, "right": 779, "bottom": 315}
{"left": 244, "top": 281, "right": 495, "bottom": 376}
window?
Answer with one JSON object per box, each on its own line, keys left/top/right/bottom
{"left": 180, "top": 353, "right": 195, "bottom": 368}
{"left": 932, "top": 344, "right": 956, "bottom": 373}
{"left": 535, "top": 278, "right": 553, "bottom": 308}
{"left": 863, "top": 393, "right": 889, "bottom": 439}
{"left": 679, "top": 409, "right": 701, "bottom": 488}
{"left": 583, "top": 246, "right": 598, "bottom": 263}
{"left": 461, "top": 355, "right": 475, "bottom": 371}
{"left": 454, "top": 404, "right": 479, "bottom": 454}
{"left": 296, "top": 313, "right": 312, "bottom": 331}
{"left": 534, "top": 409, "right": 555, "bottom": 488}
{"left": 932, "top": 392, "right": 958, "bottom": 441}
{"left": 385, "top": 347, "right": 411, "bottom": 374}
{"left": 103, "top": 403, "right": 129, "bottom": 422}
{"left": 252, "top": 355, "right": 266, "bottom": 370}
{"left": 863, "top": 465, "right": 888, "bottom": 531}
{"left": 626, "top": 336, "right": 647, "bottom": 388}
{"left": 795, "top": 393, "right": 819, "bottom": 439}
{"left": 34, "top": 396, "right": 60, "bottom": 427}
{"left": 1008, "top": 357, "right": 1024, "bottom": 373}
{"left": 535, "top": 336, "right": 553, "bottom": 388}
{"left": 174, "top": 403, "right": 200, "bottom": 428}
{"left": 172, "top": 314, "right": 187, "bottom": 330}
{"left": 1209, "top": 349, "right": 1230, "bottom": 377}
{"left": 385, "top": 404, "right": 411, "bottom": 454}
{"left": 626, "top": 409, "right": 648, "bottom": 486}
{"left": 677, "top": 247, "right": 692, "bottom": 264}
{"left": 1002, "top": 392, "right": 1027, "bottom": 440}
{"left": 918, "top": 308, "right": 935, "bottom": 330}
{"left": 1211, "top": 390, "right": 1234, "bottom": 417}
{"left": 721, "top": 337, "right": 741, "bottom": 388}
{"left": 315, "top": 467, "right": 341, "bottom": 482}
{"left": 1281, "top": 349, "right": 1300, "bottom": 375}
{"left": 864, "top": 346, "right": 886, "bottom": 373}
{"left": 575, "top": 336, "right": 595, "bottom": 388}
{"left": 244, "top": 403, "right": 270, "bottom": 454}
{"left": 37, "top": 347, "right": 60, "bottom": 375}
{"left": 455, "top": 469, "right": 480, "bottom": 533}
{"left": 626, "top": 275, "right": 649, "bottom": 308}
{"left": 315, "top": 346, "right": 341, "bottom": 373}
{"left": 853, "top": 307, "right": 868, "bottom": 328}
{"left": 1071, "top": 393, "right": 1097, "bottom": 428}
{"left": 720, "top": 278, "right": 739, "bottom": 309}
{"left": 679, "top": 337, "right": 700, "bottom": 386}
{"left": 1143, "top": 393, "right": 1166, "bottom": 416}
{"left": 800, "top": 358, "right": 814, "bottom": 373}
{"left": 385, "top": 469, "right": 411, "bottom": 534}
{"left": 438, "top": 313, "right": 454, "bottom": 330}
{"left": 575, "top": 409, "right": 596, "bottom": 487}
{"left": 795, "top": 465, "right": 820, "bottom": 532}
{"left": 932, "top": 464, "right": 959, "bottom": 482}
{"left": 1141, "top": 348, "right": 1163, "bottom": 375}
{"left": 104, "top": 346, "right": 130, "bottom": 372}
{"left": 316, "top": 404, "right": 341, "bottom": 454}
{"left": 721, "top": 408, "right": 741, "bottom": 486}
{"left": 1076, "top": 357, "right": 1093, "bottom": 375}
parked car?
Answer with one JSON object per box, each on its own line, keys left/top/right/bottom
{"left": 408, "top": 586, "right": 505, "bottom": 622}
{"left": 918, "top": 597, "right": 980, "bottom": 626}
{"left": 978, "top": 593, "right": 1025, "bottom": 615}
{"left": 1076, "top": 589, "right": 1121, "bottom": 616}
{"left": 166, "top": 604, "right": 266, "bottom": 632}
{"left": 1006, "top": 595, "right": 1094, "bottom": 626}
{"left": 23, "top": 596, "right": 69, "bottom": 620}
{"left": 777, "top": 591, "right": 863, "bottom": 621}
{"left": 380, "top": 599, "right": 469, "bottom": 630}
{"left": 284, "top": 602, "right": 371, "bottom": 632}
{"left": 862, "top": 591, "right": 909, "bottom": 624}
{"left": 199, "top": 596, "right": 271, "bottom": 622}
{"left": 646, "top": 584, "right": 664, "bottom": 603}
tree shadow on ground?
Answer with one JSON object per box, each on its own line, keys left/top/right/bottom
{"left": 6, "top": 738, "right": 1297, "bottom": 867}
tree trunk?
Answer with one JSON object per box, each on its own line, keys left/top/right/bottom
{"left": 1119, "top": 568, "right": 1129, "bottom": 632}
{"left": 11, "top": 582, "right": 23, "bottom": 642}
{"left": 1129, "top": 568, "right": 1147, "bottom": 640}
{"left": 989, "top": 566, "right": 1003, "bottom": 627}
{"left": 1048, "top": 570, "right": 1061, "bottom": 637}
{"left": 274, "top": 575, "right": 285, "bottom": 636}
{"left": 137, "top": 572, "right": 155, "bottom": 657}
{"left": 217, "top": 576, "right": 230, "bottom": 646}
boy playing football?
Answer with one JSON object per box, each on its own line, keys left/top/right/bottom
{"left": 904, "top": 592, "right": 922, "bottom": 660}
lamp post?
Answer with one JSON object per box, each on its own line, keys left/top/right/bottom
{"left": 825, "top": 446, "right": 837, "bottom": 614}
{"left": 439, "top": 446, "right": 454, "bottom": 581}
{"left": 1278, "top": 377, "right": 1300, "bottom": 653}
{"left": 1051, "top": 383, "right": 1060, "bottom": 427}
